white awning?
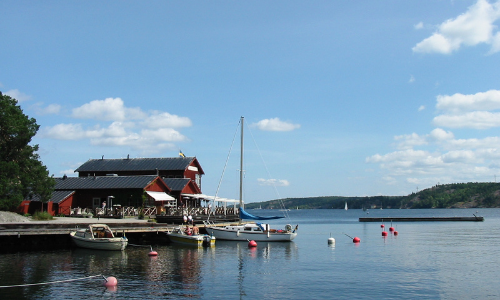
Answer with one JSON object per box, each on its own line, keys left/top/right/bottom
{"left": 182, "top": 194, "right": 240, "bottom": 203}
{"left": 146, "top": 191, "right": 175, "bottom": 201}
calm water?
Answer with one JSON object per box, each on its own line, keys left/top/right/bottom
{"left": 1, "top": 208, "right": 499, "bottom": 299}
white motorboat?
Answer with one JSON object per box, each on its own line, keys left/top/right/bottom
{"left": 205, "top": 222, "right": 297, "bottom": 241}
{"left": 70, "top": 224, "right": 128, "bottom": 251}
{"left": 166, "top": 225, "right": 215, "bottom": 247}
{"left": 204, "top": 117, "right": 298, "bottom": 242}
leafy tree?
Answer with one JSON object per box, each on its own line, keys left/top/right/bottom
{"left": 0, "top": 92, "right": 55, "bottom": 210}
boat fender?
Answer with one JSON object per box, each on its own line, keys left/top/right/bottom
{"left": 285, "top": 224, "right": 292, "bottom": 232}
{"left": 237, "top": 230, "right": 240, "bottom": 237}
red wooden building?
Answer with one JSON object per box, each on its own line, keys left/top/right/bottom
{"left": 19, "top": 156, "right": 206, "bottom": 216}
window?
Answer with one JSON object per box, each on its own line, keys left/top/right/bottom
{"left": 195, "top": 174, "right": 201, "bottom": 187}
{"left": 93, "top": 198, "right": 101, "bottom": 208}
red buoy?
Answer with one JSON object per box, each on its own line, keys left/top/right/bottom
{"left": 394, "top": 231, "right": 399, "bottom": 236}
{"left": 103, "top": 276, "right": 118, "bottom": 287}
{"left": 148, "top": 251, "right": 158, "bottom": 256}
{"left": 380, "top": 224, "right": 385, "bottom": 228}
{"left": 382, "top": 231, "right": 388, "bottom": 236}
{"left": 248, "top": 240, "right": 257, "bottom": 247}
{"left": 353, "top": 237, "right": 360, "bottom": 243}
{"left": 389, "top": 227, "right": 395, "bottom": 232}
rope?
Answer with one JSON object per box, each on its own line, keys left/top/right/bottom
{"left": 0, "top": 275, "right": 103, "bottom": 289}
{"left": 247, "top": 123, "right": 291, "bottom": 220}
{"left": 208, "top": 119, "right": 240, "bottom": 221}
{"left": 127, "top": 243, "right": 150, "bottom": 247}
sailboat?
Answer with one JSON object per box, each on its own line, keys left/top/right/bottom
{"left": 345, "top": 202, "right": 348, "bottom": 210}
{"left": 204, "top": 117, "right": 298, "bottom": 242}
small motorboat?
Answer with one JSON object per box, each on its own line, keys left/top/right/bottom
{"left": 70, "top": 224, "right": 128, "bottom": 251}
{"left": 165, "top": 225, "right": 215, "bottom": 247}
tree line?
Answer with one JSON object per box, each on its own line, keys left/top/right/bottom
{"left": 0, "top": 92, "right": 54, "bottom": 211}
{"left": 245, "top": 182, "right": 500, "bottom": 209}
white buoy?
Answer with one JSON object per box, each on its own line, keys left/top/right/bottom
{"left": 328, "top": 233, "right": 335, "bottom": 244}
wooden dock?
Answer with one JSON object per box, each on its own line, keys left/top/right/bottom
{"left": 359, "top": 216, "right": 484, "bottom": 222}
{"left": 0, "top": 222, "right": 175, "bottom": 236}
{"left": 0, "top": 219, "right": 239, "bottom": 253}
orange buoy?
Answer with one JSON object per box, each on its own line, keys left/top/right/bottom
{"left": 248, "top": 240, "right": 257, "bottom": 247}
{"left": 103, "top": 276, "right": 118, "bottom": 287}
{"left": 382, "top": 231, "right": 388, "bottom": 236}
{"left": 353, "top": 237, "right": 360, "bottom": 243}
{"left": 148, "top": 246, "right": 158, "bottom": 256}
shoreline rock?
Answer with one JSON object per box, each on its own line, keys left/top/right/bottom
{"left": 0, "top": 211, "right": 31, "bottom": 223}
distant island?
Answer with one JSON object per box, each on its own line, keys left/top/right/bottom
{"left": 245, "top": 182, "right": 500, "bottom": 209}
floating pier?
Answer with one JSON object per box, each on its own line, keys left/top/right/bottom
{"left": 359, "top": 216, "right": 484, "bottom": 222}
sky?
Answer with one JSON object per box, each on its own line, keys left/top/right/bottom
{"left": 2, "top": 0, "right": 500, "bottom": 203}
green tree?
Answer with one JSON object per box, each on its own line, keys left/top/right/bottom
{"left": 0, "top": 92, "right": 55, "bottom": 210}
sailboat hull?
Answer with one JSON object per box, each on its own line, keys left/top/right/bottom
{"left": 205, "top": 225, "right": 297, "bottom": 242}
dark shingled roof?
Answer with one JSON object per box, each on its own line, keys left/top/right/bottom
{"left": 55, "top": 176, "right": 160, "bottom": 190}
{"left": 162, "top": 178, "right": 191, "bottom": 192}
{"left": 30, "top": 190, "right": 75, "bottom": 204}
{"left": 74, "top": 157, "right": 201, "bottom": 173}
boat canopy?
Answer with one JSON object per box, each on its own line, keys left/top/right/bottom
{"left": 146, "top": 191, "right": 175, "bottom": 201}
{"left": 182, "top": 194, "right": 239, "bottom": 203}
{"left": 239, "top": 207, "right": 284, "bottom": 220}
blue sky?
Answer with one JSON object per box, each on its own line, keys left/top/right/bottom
{"left": 2, "top": 0, "right": 500, "bottom": 203}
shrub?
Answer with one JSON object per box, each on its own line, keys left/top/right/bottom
{"left": 32, "top": 211, "right": 54, "bottom": 220}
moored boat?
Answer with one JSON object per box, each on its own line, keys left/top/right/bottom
{"left": 205, "top": 222, "right": 297, "bottom": 241}
{"left": 70, "top": 224, "right": 128, "bottom": 251}
{"left": 166, "top": 225, "right": 215, "bottom": 247}
{"left": 204, "top": 117, "right": 298, "bottom": 242}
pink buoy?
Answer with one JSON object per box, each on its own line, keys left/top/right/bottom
{"left": 149, "top": 251, "right": 158, "bottom": 256}
{"left": 380, "top": 224, "right": 385, "bottom": 228}
{"left": 248, "top": 240, "right": 257, "bottom": 247}
{"left": 382, "top": 231, "right": 388, "bottom": 237}
{"left": 352, "top": 237, "right": 360, "bottom": 243}
{"left": 389, "top": 227, "right": 395, "bottom": 232}
{"left": 103, "top": 276, "right": 118, "bottom": 287}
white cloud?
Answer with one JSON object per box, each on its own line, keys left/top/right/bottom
{"left": 33, "top": 103, "right": 61, "bottom": 115}
{"left": 368, "top": 126, "right": 500, "bottom": 189}
{"left": 418, "top": 105, "right": 425, "bottom": 111}
{"left": 41, "top": 123, "right": 87, "bottom": 140}
{"left": 394, "top": 133, "right": 427, "bottom": 150}
{"left": 433, "top": 111, "right": 500, "bottom": 129}
{"left": 257, "top": 178, "right": 290, "bottom": 187}
{"left": 253, "top": 118, "right": 301, "bottom": 131}
{"left": 428, "top": 128, "right": 455, "bottom": 142}
{"left": 142, "top": 111, "right": 192, "bottom": 128}
{"left": 413, "top": 0, "right": 500, "bottom": 54}
{"left": 441, "top": 150, "right": 479, "bottom": 163}
{"left": 436, "top": 90, "right": 500, "bottom": 113}
{"left": 72, "top": 97, "right": 146, "bottom": 121}
{"left": 141, "top": 128, "right": 187, "bottom": 142}
{"left": 368, "top": 87, "right": 500, "bottom": 189}
{"left": 41, "top": 97, "right": 192, "bottom": 153}
{"left": 409, "top": 75, "right": 416, "bottom": 83}
{"left": 414, "top": 22, "right": 424, "bottom": 30}
{"left": 432, "top": 90, "right": 500, "bottom": 129}
{"left": 489, "top": 31, "right": 500, "bottom": 53}
{"left": 5, "top": 89, "right": 32, "bottom": 102}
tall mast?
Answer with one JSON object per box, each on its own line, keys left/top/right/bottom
{"left": 240, "top": 116, "right": 244, "bottom": 210}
